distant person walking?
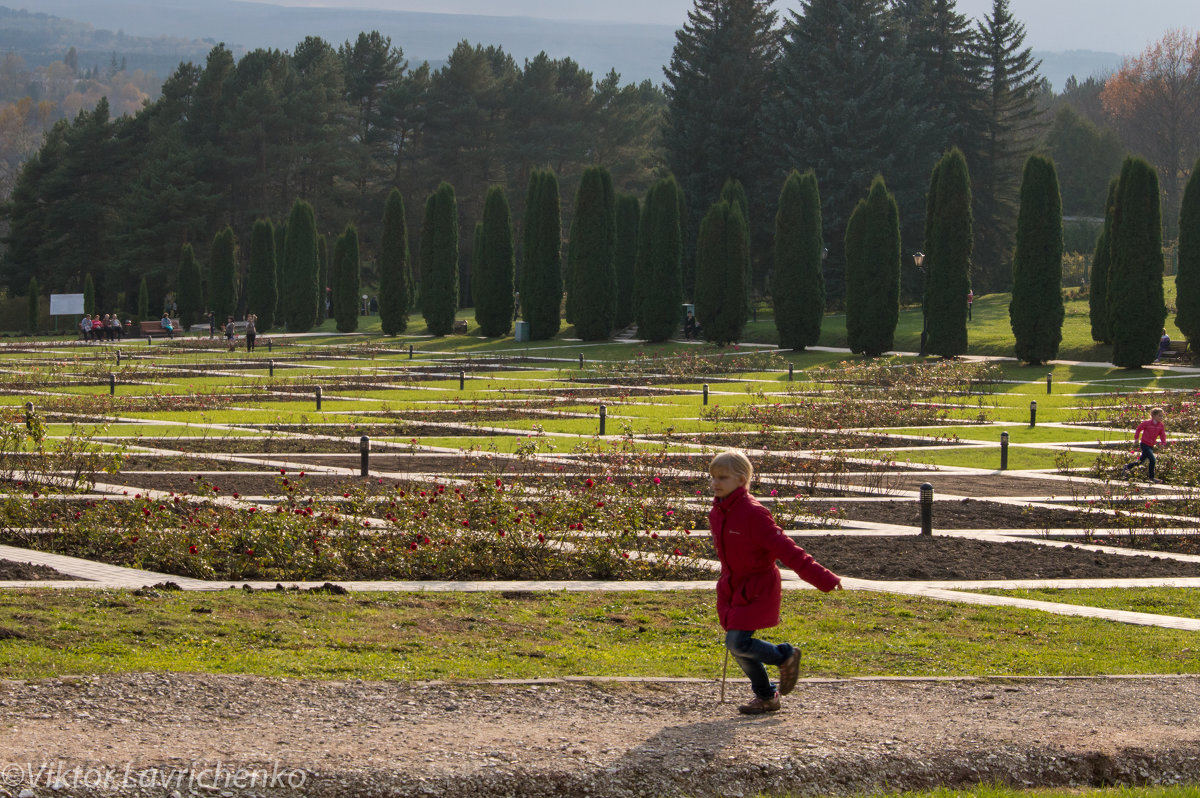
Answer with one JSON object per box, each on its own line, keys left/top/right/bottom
{"left": 966, "top": 289, "right": 974, "bottom": 321}
{"left": 245, "top": 314, "right": 257, "bottom": 352}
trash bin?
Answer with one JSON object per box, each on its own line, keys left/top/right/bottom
{"left": 514, "top": 320, "right": 530, "bottom": 342}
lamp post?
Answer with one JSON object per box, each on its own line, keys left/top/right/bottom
{"left": 914, "top": 251, "right": 928, "bottom": 357}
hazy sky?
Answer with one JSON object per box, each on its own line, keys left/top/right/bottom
{"left": 235, "top": 0, "right": 1199, "bottom": 54}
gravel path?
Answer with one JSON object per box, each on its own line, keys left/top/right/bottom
{"left": 2, "top": 673, "right": 1199, "bottom": 797}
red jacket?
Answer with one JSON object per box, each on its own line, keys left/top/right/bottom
{"left": 709, "top": 486, "right": 840, "bottom": 631}
{"left": 1135, "top": 418, "right": 1166, "bottom": 446}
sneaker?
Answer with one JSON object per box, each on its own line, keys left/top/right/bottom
{"left": 778, "top": 649, "right": 802, "bottom": 696}
{"left": 738, "top": 692, "right": 781, "bottom": 715}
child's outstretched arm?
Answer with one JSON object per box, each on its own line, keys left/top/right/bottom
{"left": 751, "top": 507, "right": 841, "bottom": 592}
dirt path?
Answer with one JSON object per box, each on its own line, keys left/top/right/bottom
{"left": 2, "top": 673, "right": 1199, "bottom": 797}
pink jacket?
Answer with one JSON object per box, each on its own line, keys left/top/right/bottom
{"left": 1135, "top": 419, "right": 1166, "bottom": 446}
{"left": 709, "top": 486, "right": 840, "bottom": 631}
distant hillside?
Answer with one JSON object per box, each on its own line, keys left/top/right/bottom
{"left": 0, "top": 6, "right": 218, "bottom": 77}
{"left": 11, "top": 0, "right": 677, "bottom": 85}
{"left": 1034, "top": 49, "right": 1124, "bottom": 91}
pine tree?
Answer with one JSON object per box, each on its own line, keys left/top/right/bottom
{"left": 772, "top": 170, "right": 825, "bottom": 351}
{"left": 521, "top": 170, "right": 563, "bottom": 340}
{"left": 845, "top": 175, "right": 901, "bottom": 356}
{"left": 1108, "top": 157, "right": 1167, "bottom": 368}
{"left": 614, "top": 193, "right": 640, "bottom": 330}
{"left": 208, "top": 226, "right": 238, "bottom": 323}
{"left": 568, "top": 166, "right": 617, "bottom": 341}
{"left": 420, "top": 182, "right": 459, "bottom": 336}
{"left": 334, "top": 225, "right": 361, "bottom": 333}
{"left": 137, "top": 276, "right": 149, "bottom": 321}
{"left": 176, "top": 243, "right": 205, "bottom": 329}
{"left": 83, "top": 273, "right": 95, "bottom": 316}
{"left": 694, "top": 200, "right": 748, "bottom": 345}
{"left": 27, "top": 276, "right": 38, "bottom": 333}
{"left": 1009, "top": 154, "right": 1065, "bottom": 365}
{"left": 1089, "top": 179, "right": 1119, "bottom": 344}
{"left": 664, "top": 0, "right": 780, "bottom": 291}
{"left": 768, "top": 0, "right": 937, "bottom": 303}
{"left": 634, "top": 176, "right": 684, "bottom": 342}
{"left": 281, "top": 200, "right": 320, "bottom": 333}
{"left": 969, "top": 0, "right": 1043, "bottom": 292}
{"left": 1175, "top": 158, "right": 1200, "bottom": 345}
{"left": 475, "top": 186, "right": 516, "bottom": 337}
{"left": 379, "top": 188, "right": 412, "bottom": 336}
{"left": 246, "top": 219, "right": 278, "bottom": 331}
{"left": 923, "top": 148, "right": 973, "bottom": 357}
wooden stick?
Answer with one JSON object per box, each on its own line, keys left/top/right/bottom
{"left": 720, "top": 645, "right": 729, "bottom": 703}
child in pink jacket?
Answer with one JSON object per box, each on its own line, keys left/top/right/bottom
{"left": 1123, "top": 407, "right": 1167, "bottom": 482}
{"left": 709, "top": 450, "right": 842, "bottom": 715}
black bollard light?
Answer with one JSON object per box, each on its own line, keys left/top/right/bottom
{"left": 360, "top": 435, "right": 370, "bottom": 477}
{"left": 268, "top": 359, "right": 274, "bottom": 378}
{"left": 703, "top": 383, "right": 709, "bottom": 406}
{"left": 267, "top": 339, "right": 273, "bottom": 353}
{"left": 1030, "top": 400, "right": 1037, "bottom": 427}
{"left": 459, "top": 369, "right": 465, "bottom": 390}
{"left": 579, "top": 353, "right": 584, "bottom": 369}
{"left": 1046, "top": 372, "right": 1052, "bottom": 394}
{"left": 599, "top": 405, "right": 607, "bottom": 436}
{"left": 788, "top": 363, "right": 794, "bottom": 382}
{"left": 316, "top": 386, "right": 322, "bottom": 411}
{"left": 1000, "top": 431, "right": 1009, "bottom": 471}
{"left": 116, "top": 350, "right": 121, "bottom": 367}
{"left": 409, "top": 344, "right": 414, "bottom": 359}
{"left": 147, "top": 336, "right": 152, "bottom": 346}
{"left": 24, "top": 401, "right": 33, "bottom": 430}
{"left": 919, "top": 483, "right": 934, "bottom": 536}
{"left": 109, "top": 373, "right": 116, "bottom": 396}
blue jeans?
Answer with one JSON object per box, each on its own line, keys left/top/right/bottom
{"left": 726, "top": 629, "right": 793, "bottom": 700}
{"left": 1126, "top": 443, "right": 1156, "bottom": 480}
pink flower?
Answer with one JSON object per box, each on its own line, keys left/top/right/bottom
{"left": 652, "top": 477, "right": 661, "bottom": 485}
{"left": 188, "top": 545, "right": 198, "bottom": 554}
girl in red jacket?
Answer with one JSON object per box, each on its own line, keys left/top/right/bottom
{"left": 1123, "top": 407, "right": 1167, "bottom": 482}
{"left": 709, "top": 450, "right": 842, "bottom": 715}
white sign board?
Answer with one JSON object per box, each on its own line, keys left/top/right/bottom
{"left": 49, "top": 293, "right": 85, "bottom": 316}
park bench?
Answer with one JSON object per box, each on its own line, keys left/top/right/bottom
{"left": 138, "top": 319, "right": 179, "bottom": 338}
{"left": 1159, "top": 340, "right": 1190, "bottom": 361}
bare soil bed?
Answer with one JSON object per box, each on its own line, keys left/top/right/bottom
{"left": 831, "top": 497, "right": 1197, "bottom": 529}
{"left": 795, "top": 534, "right": 1200, "bottom": 580}
{"left": 0, "top": 558, "right": 79, "bottom": 580}
{"left": 1, "top": 673, "right": 1198, "bottom": 797}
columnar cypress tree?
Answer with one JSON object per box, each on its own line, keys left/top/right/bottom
{"left": 923, "top": 148, "right": 973, "bottom": 357}
{"left": 1009, "top": 154, "right": 1065, "bottom": 365}
{"left": 1089, "top": 179, "right": 1118, "bottom": 344}
{"left": 324, "top": 233, "right": 337, "bottom": 324}
{"left": 772, "top": 170, "right": 825, "bottom": 351}
{"left": 470, "top": 221, "right": 484, "bottom": 322}
{"left": 720, "top": 178, "right": 753, "bottom": 311}
{"left": 614, "top": 193, "right": 640, "bottom": 329}
{"left": 208, "top": 226, "right": 238, "bottom": 323}
{"left": 1175, "top": 157, "right": 1200, "bottom": 344}
{"left": 27, "top": 275, "right": 38, "bottom": 333}
{"left": 137, "top": 276, "right": 149, "bottom": 321}
{"left": 634, "top": 176, "right": 684, "bottom": 342}
{"left": 176, "top": 243, "right": 205, "bottom": 329}
{"left": 334, "top": 225, "right": 361, "bottom": 333}
{"left": 82, "top": 273, "right": 95, "bottom": 316}
{"left": 475, "top": 186, "right": 516, "bottom": 337}
{"left": 521, "top": 170, "right": 563, "bottom": 340}
{"left": 317, "top": 233, "right": 330, "bottom": 321}
{"left": 246, "top": 219, "right": 278, "bottom": 331}
{"left": 845, "top": 175, "right": 901, "bottom": 356}
{"left": 281, "top": 199, "right": 319, "bottom": 332}
{"left": 420, "top": 182, "right": 459, "bottom": 336}
{"left": 694, "top": 200, "right": 748, "bottom": 345}
{"left": 568, "top": 166, "right": 617, "bottom": 341}
{"left": 379, "top": 188, "right": 412, "bottom": 335}
{"left": 1108, "top": 156, "right": 1167, "bottom": 368}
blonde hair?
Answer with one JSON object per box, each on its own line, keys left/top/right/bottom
{"left": 709, "top": 449, "right": 753, "bottom": 485}
{"left": 1151, "top": 407, "right": 1164, "bottom": 417}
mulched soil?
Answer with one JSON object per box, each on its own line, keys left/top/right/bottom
{"left": 0, "top": 558, "right": 79, "bottom": 580}
{"left": 876, "top": 472, "right": 1089, "bottom": 498}
{"left": 677, "top": 432, "right": 963, "bottom": 449}
{"left": 796, "top": 534, "right": 1200, "bottom": 580}
{"left": 831, "top": 497, "right": 1197, "bottom": 529}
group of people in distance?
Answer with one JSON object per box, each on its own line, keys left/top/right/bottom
{"left": 78, "top": 314, "right": 131, "bottom": 341}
